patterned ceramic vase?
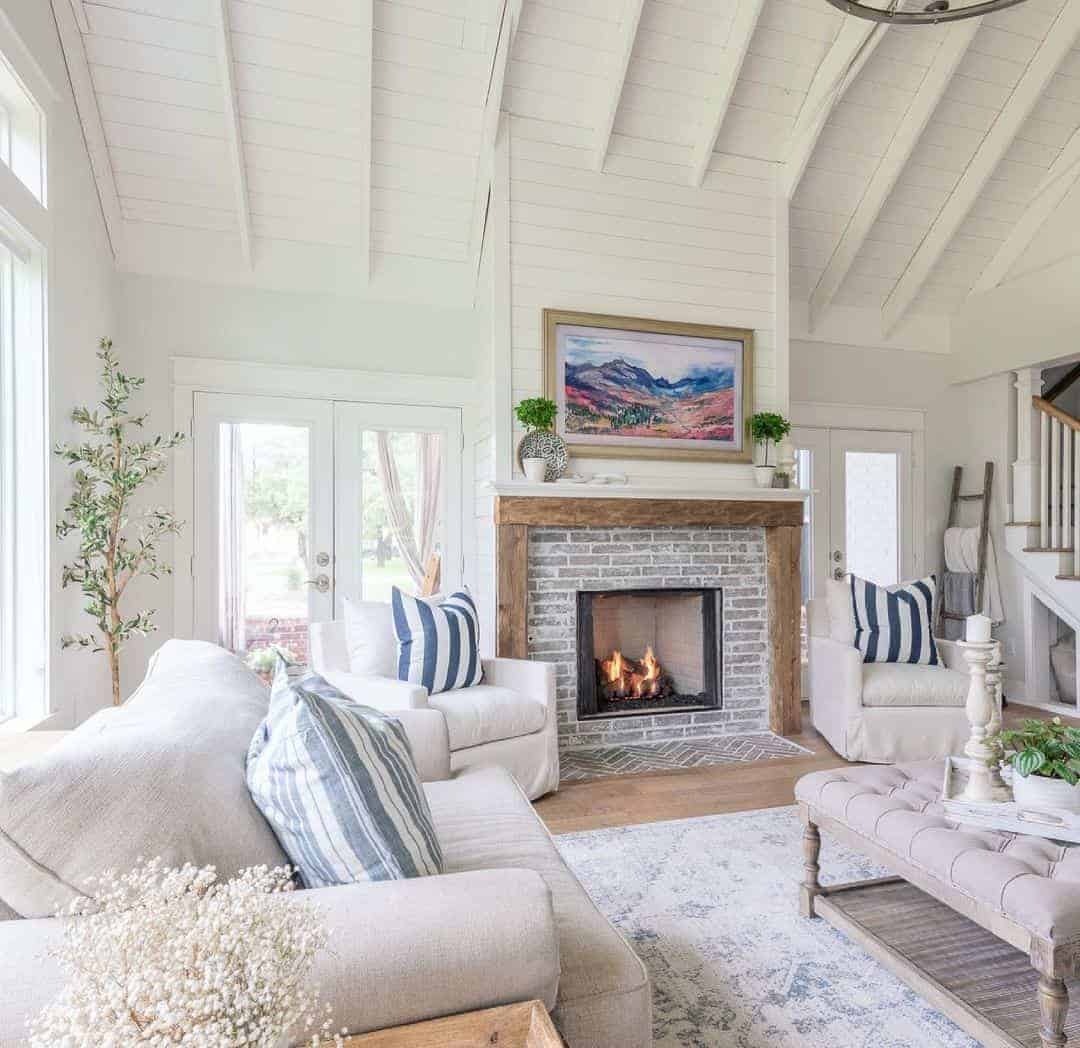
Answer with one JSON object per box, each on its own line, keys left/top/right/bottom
{"left": 517, "top": 430, "right": 568, "bottom": 481}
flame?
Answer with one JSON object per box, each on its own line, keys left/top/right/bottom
{"left": 600, "top": 646, "right": 664, "bottom": 700}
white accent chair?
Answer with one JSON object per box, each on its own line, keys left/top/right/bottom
{"left": 807, "top": 585, "right": 987, "bottom": 764}
{"left": 309, "top": 619, "right": 560, "bottom": 800}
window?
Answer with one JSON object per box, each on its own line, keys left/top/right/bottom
{"left": 0, "top": 35, "right": 47, "bottom": 726}
{"left": 0, "top": 49, "right": 45, "bottom": 203}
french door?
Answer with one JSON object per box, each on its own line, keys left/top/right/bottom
{"left": 791, "top": 426, "right": 914, "bottom": 602}
{"left": 190, "top": 392, "right": 461, "bottom": 663}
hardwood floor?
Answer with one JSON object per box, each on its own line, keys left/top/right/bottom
{"left": 535, "top": 701, "right": 1065, "bottom": 835}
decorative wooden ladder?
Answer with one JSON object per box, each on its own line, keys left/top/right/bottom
{"left": 936, "top": 462, "right": 993, "bottom": 636}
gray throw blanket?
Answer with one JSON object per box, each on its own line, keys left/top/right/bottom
{"left": 941, "top": 570, "right": 976, "bottom": 640}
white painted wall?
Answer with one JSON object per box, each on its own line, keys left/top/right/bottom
{"left": 791, "top": 340, "right": 1026, "bottom": 692}
{"left": 505, "top": 117, "right": 780, "bottom": 486}
{"left": 2, "top": 0, "right": 119, "bottom": 728}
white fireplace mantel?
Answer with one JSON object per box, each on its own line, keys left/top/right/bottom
{"left": 485, "top": 481, "right": 812, "bottom": 502}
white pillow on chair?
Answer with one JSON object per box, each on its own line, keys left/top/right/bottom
{"left": 343, "top": 597, "right": 398, "bottom": 677}
{"left": 825, "top": 577, "right": 856, "bottom": 644}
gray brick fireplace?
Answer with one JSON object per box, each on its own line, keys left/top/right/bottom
{"left": 526, "top": 525, "right": 770, "bottom": 752}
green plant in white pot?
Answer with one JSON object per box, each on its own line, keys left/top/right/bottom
{"left": 749, "top": 412, "right": 791, "bottom": 489}
{"left": 999, "top": 717, "right": 1080, "bottom": 813}
{"left": 515, "top": 397, "right": 567, "bottom": 482}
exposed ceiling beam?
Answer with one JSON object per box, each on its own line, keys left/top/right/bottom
{"left": 470, "top": 0, "right": 521, "bottom": 279}
{"left": 359, "top": 0, "right": 373, "bottom": 281}
{"left": 808, "top": 21, "right": 978, "bottom": 329}
{"left": 210, "top": 0, "right": 254, "bottom": 270}
{"left": 50, "top": 0, "right": 123, "bottom": 260}
{"left": 780, "top": 18, "right": 885, "bottom": 200}
{"left": 971, "top": 124, "right": 1080, "bottom": 294}
{"left": 688, "top": 0, "right": 766, "bottom": 187}
{"left": 593, "top": 0, "right": 645, "bottom": 172}
{"left": 69, "top": 0, "right": 89, "bottom": 34}
{"left": 883, "top": 0, "right": 1080, "bottom": 335}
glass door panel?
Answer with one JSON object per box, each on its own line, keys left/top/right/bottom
{"left": 194, "top": 393, "right": 334, "bottom": 667}
{"left": 843, "top": 451, "right": 899, "bottom": 585}
{"left": 829, "top": 429, "right": 913, "bottom": 587}
{"left": 333, "top": 403, "right": 462, "bottom": 613}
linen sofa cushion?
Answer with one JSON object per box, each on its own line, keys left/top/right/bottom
{"left": 0, "top": 640, "right": 288, "bottom": 920}
{"left": 425, "top": 765, "right": 651, "bottom": 1047}
{"left": 428, "top": 684, "right": 547, "bottom": 750}
{"left": 392, "top": 588, "right": 483, "bottom": 694}
{"left": 851, "top": 573, "right": 939, "bottom": 666}
{"left": 247, "top": 660, "right": 443, "bottom": 887}
{"left": 343, "top": 596, "right": 399, "bottom": 677}
{"left": 860, "top": 663, "right": 969, "bottom": 708}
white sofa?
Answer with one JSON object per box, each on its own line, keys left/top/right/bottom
{"left": 0, "top": 641, "right": 650, "bottom": 1047}
{"left": 310, "top": 619, "right": 560, "bottom": 800}
{"left": 807, "top": 595, "right": 976, "bottom": 763}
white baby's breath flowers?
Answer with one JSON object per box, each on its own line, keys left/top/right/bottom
{"left": 30, "top": 858, "right": 345, "bottom": 1047}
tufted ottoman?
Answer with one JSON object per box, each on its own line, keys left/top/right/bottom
{"left": 796, "top": 760, "right": 1080, "bottom": 1048}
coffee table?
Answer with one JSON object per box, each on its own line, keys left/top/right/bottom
{"left": 341, "top": 1001, "right": 562, "bottom": 1048}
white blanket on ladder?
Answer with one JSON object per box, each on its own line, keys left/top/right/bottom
{"left": 944, "top": 526, "right": 1004, "bottom": 623}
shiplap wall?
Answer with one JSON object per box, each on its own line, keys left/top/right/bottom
{"left": 506, "top": 116, "right": 779, "bottom": 482}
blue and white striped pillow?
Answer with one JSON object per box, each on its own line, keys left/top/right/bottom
{"left": 850, "top": 573, "right": 939, "bottom": 666}
{"left": 246, "top": 658, "right": 444, "bottom": 888}
{"left": 391, "top": 587, "right": 483, "bottom": 694}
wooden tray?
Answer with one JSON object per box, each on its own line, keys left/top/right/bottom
{"left": 341, "top": 1001, "right": 563, "bottom": 1048}
{"left": 942, "top": 756, "right": 1080, "bottom": 844}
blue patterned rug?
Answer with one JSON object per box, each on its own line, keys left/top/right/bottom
{"left": 556, "top": 806, "right": 977, "bottom": 1047}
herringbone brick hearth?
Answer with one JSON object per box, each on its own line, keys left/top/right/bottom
{"left": 559, "top": 733, "right": 812, "bottom": 783}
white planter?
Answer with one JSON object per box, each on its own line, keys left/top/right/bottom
{"left": 522, "top": 457, "right": 548, "bottom": 483}
{"left": 1012, "top": 771, "right": 1080, "bottom": 814}
{"left": 753, "top": 465, "right": 776, "bottom": 489}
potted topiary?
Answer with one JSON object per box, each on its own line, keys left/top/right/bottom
{"left": 749, "top": 412, "right": 791, "bottom": 488}
{"left": 515, "top": 396, "right": 567, "bottom": 482}
{"left": 999, "top": 716, "right": 1080, "bottom": 813}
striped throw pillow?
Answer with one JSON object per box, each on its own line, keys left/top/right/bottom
{"left": 850, "top": 573, "right": 939, "bottom": 666}
{"left": 246, "top": 658, "right": 444, "bottom": 888}
{"left": 392, "top": 587, "right": 483, "bottom": 694}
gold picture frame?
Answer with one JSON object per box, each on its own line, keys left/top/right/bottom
{"left": 543, "top": 309, "right": 754, "bottom": 463}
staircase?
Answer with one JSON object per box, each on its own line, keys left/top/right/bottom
{"left": 1006, "top": 371, "right": 1080, "bottom": 708}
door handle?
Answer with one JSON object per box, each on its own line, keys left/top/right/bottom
{"left": 305, "top": 574, "right": 330, "bottom": 594}
{"left": 832, "top": 567, "right": 845, "bottom": 581}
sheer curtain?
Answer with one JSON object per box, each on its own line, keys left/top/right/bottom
{"left": 218, "top": 424, "right": 246, "bottom": 652}
{"left": 374, "top": 431, "right": 442, "bottom": 591}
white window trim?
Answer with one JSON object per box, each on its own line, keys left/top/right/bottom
{"left": 0, "top": 211, "right": 48, "bottom": 729}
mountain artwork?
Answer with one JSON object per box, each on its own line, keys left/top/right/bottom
{"left": 557, "top": 329, "right": 742, "bottom": 446}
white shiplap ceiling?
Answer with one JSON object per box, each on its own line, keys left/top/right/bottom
{"left": 52, "top": 0, "right": 1080, "bottom": 330}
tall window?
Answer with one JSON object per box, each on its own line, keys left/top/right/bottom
{"left": 0, "top": 43, "right": 47, "bottom": 725}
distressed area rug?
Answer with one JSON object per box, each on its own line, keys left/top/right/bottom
{"left": 556, "top": 806, "right": 976, "bottom": 1047}
{"left": 559, "top": 733, "right": 812, "bottom": 784}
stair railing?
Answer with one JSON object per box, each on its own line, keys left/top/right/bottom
{"left": 1033, "top": 396, "right": 1080, "bottom": 552}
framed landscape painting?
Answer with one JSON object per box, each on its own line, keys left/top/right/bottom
{"left": 543, "top": 309, "right": 754, "bottom": 463}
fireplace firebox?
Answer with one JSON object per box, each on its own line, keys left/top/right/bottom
{"left": 576, "top": 587, "right": 721, "bottom": 719}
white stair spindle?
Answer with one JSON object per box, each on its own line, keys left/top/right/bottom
{"left": 1041, "top": 411, "right": 1050, "bottom": 547}
{"left": 1067, "top": 425, "right": 1074, "bottom": 550}
{"left": 1052, "top": 418, "right": 1062, "bottom": 548}
{"left": 1075, "top": 430, "right": 1080, "bottom": 566}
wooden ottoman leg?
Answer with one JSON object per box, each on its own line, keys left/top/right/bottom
{"left": 1038, "top": 974, "right": 1068, "bottom": 1048}
{"left": 800, "top": 810, "right": 822, "bottom": 918}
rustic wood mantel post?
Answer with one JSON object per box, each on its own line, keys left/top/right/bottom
{"left": 493, "top": 495, "right": 803, "bottom": 736}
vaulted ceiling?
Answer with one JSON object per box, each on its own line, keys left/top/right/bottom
{"left": 52, "top": 0, "right": 1080, "bottom": 333}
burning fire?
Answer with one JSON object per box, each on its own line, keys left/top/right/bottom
{"left": 601, "top": 645, "right": 663, "bottom": 699}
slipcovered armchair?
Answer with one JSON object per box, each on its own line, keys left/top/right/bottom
{"left": 310, "top": 618, "right": 559, "bottom": 800}
{"left": 807, "top": 591, "right": 991, "bottom": 764}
